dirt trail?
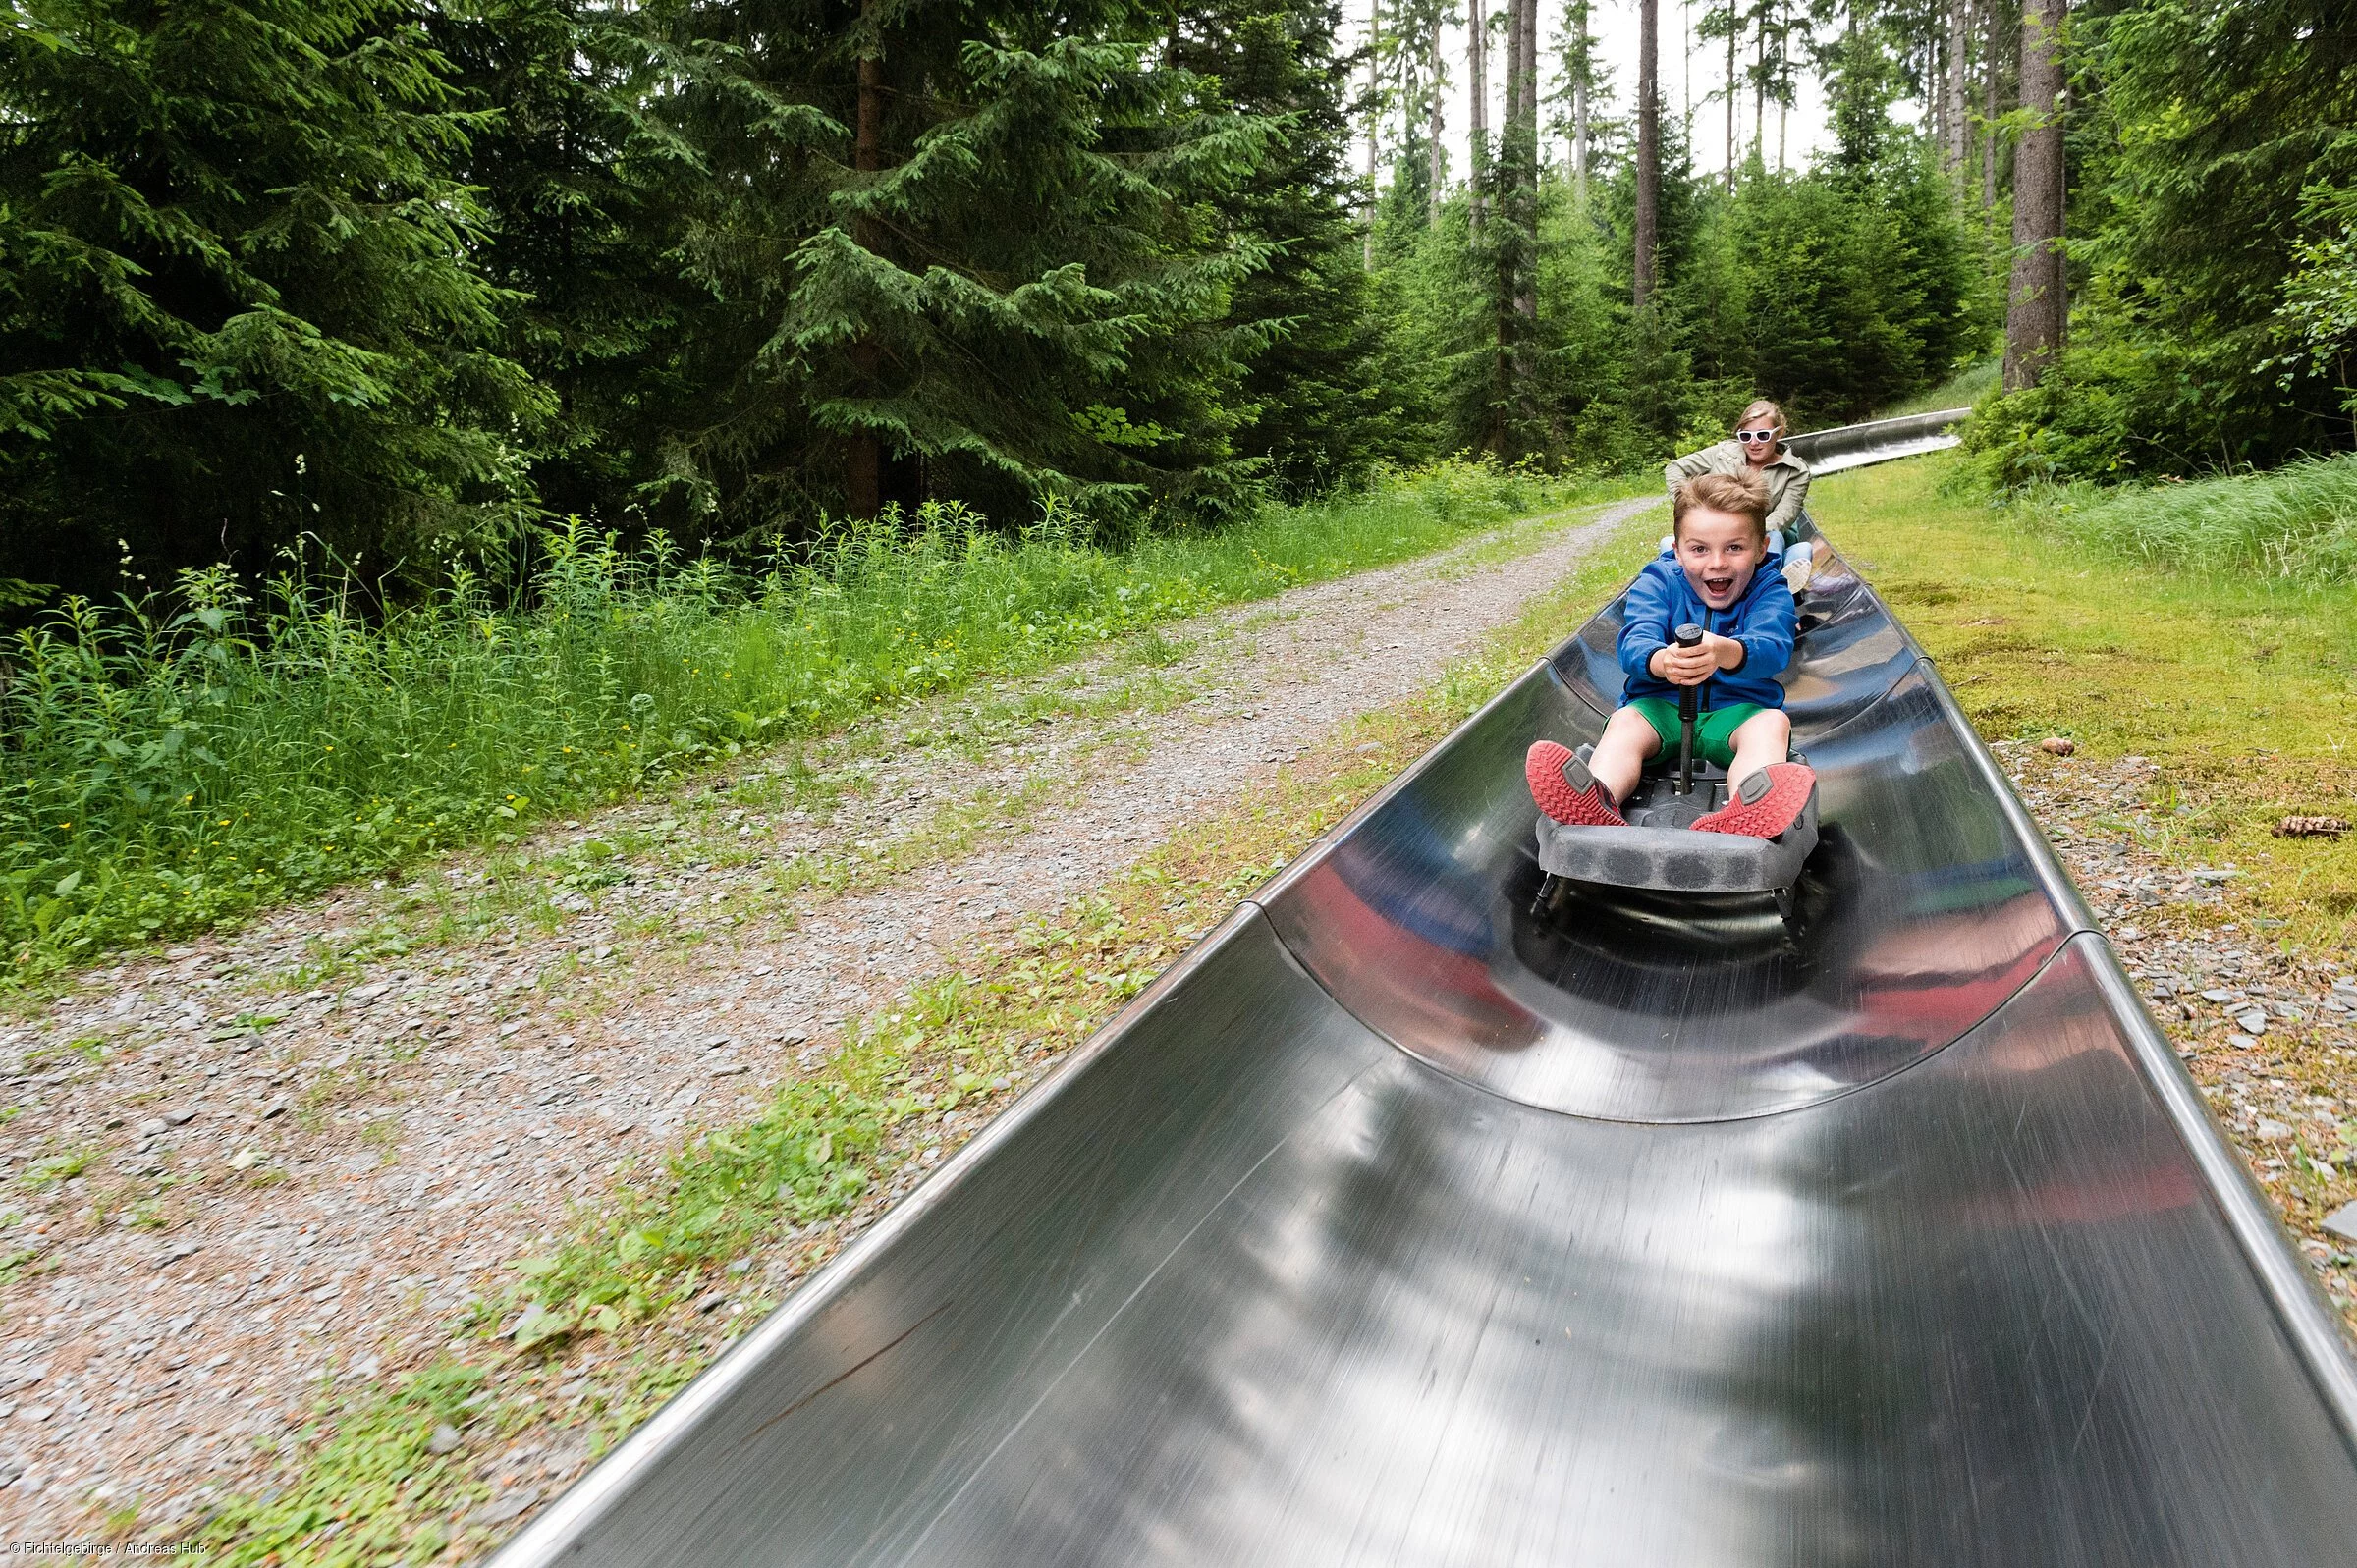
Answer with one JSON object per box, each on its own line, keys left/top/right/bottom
{"left": 0, "top": 494, "right": 1657, "bottom": 1539}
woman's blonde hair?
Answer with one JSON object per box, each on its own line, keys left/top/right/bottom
{"left": 1736, "top": 398, "right": 1786, "bottom": 433}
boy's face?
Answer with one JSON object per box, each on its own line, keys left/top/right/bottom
{"left": 1676, "top": 506, "right": 1764, "bottom": 611}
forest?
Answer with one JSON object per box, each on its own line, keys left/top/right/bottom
{"left": 1, "top": 0, "right": 2352, "bottom": 972}
{"left": 6, "top": 0, "right": 2349, "bottom": 592}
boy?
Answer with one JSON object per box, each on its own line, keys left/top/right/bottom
{"left": 1525, "top": 469, "right": 1816, "bottom": 838}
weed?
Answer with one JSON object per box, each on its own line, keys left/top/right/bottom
{"left": 23, "top": 1147, "right": 92, "bottom": 1186}
{"left": 2, "top": 467, "right": 1636, "bottom": 982}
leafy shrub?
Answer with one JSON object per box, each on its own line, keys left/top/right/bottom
{"left": 0, "top": 462, "right": 1590, "bottom": 976}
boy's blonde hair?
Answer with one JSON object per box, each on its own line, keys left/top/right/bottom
{"left": 1737, "top": 398, "right": 1786, "bottom": 433}
{"left": 1672, "top": 470, "right": 1771, "bottom": 545}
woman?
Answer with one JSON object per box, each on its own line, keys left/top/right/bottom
{"left": 1664, "top": 400, "right": 1812, "bottom": 549}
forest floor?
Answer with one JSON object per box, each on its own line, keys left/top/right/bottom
{"left": 0, "top": 492, "right": 1665, "bottom": 1556}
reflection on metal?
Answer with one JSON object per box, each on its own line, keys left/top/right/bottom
{"left": 1783, "top": 407, "right": 1971, "bottom": 474}
{"left": 493, "top": 418, "right": 2357, "bottom": 1568}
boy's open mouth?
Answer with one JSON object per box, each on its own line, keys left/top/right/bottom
{"left": 1701, "top": 573, "right": 1738, "bottom": 601}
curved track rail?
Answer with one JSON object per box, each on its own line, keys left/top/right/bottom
{"left": 493, "top": 412, "right": 2357, "bottom": 1566}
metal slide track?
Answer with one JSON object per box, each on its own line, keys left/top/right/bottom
{"left": 494, "top": 414, "right": 2357, "bottom": 1566}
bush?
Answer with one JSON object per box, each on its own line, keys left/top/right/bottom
{"left": 0, "top": 462, "right": 1591, "bottom": 976}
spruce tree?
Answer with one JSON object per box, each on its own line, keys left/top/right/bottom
{"left": 0, "top": 0, "right": 545, "bottom": 594}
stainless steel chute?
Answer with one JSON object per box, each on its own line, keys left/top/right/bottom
{"left": 492, "top": 417, "right": 2357, "bottom": 1567}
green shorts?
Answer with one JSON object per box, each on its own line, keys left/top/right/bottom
{"left": 1628, "top": 698, "right": 1766, "bottom": 769}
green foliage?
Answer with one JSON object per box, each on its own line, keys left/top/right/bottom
{"left": 1972, "top": 0, "right": 2357, "bottom": 484}
{"left": 0, "top": 463, "right": 1590, "bottom": 975}
{"left": 2022, "top": 455, "right": 2357, "bottom": 586}
{"left": 0, "top": 0, "right": 550, "bottom": 589}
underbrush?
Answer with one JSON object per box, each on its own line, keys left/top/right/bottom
{"left": 2021, "top": 454, "right": 2357, "bottom": 587}
{"left": 0, "top": 462, "right": 1613, "bottom": 979}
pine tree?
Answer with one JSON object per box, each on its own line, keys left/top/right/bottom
{"left": 0, "top": 0, "right": 546, "bottom": 594}
{"left": 1176, "top": 0, "right": 1422, "bottom": 491}
{"left": 632, "top": 0, "right": 1285, "bottom": 533}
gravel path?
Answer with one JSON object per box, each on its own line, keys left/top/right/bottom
{"left": 0, "top": 494, "right": 1656, "bottom": 1539}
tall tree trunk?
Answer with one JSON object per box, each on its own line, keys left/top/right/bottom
{"left": 1513, "top": 0, "right": 1536, "bottom": 324}
{"left": 1635, "top": 0, "right": 1660, "bottom": 307}
{"left": 1469, "top": 0, "right": 1489, "bottom": 229}
{"left": 1944, "top": 0, "right": 1968, "bottom": 175}
{"left": 1750, "top": 7, "right": 1765, "bottom": 164}
{"left": 2002, "top": 0, "right": 2065, "bottom": 390}
{"left": 1980, "top": 0, "right": 2001, "bottom": 214}
{"left": 1723, "top": 4, "right": 1736, "bottom": 192}
{"left": 1571, "top": 2, "right": 1590, "bottom": 202}
{"left": 847, "top": 3, "right": 885, "bottom": 518}
{"left": 1426, "top": 11, "right": 1445, "bottom": 226}
{"left": 1364, "top": 0, "right": 1381, "bottom": 267}
{"left": 1777, "top": 0, "right": 1789, "bottom": 172}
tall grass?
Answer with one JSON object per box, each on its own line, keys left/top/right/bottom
{"left": 1880, "top": 357, "right": 2000, "bottom": 418}
{"left": 0, "top": 462, "right": 1609, "bottom": 977}
{"left": 2026, "top": 454, "right": 2357, "bottom": 586}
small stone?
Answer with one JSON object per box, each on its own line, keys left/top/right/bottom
{"left": 2227, "top": 1032, "right": 2259, "bottom": 1051}
{"left": 0, "top": 1456, "right": 20, "bottom": 1487}
{"left": 2256, "top": 1119, "right": 2293, "bottom": 1142}
{"left": 426, "top": 1423, "right": 463, "bottom": 1455}
{"left": 2039, "top": 736, "right": 2076, "bottom": 756}
{"left": 695, "top": 1291, "right": 729, "bottom": 1314}
{"left": 163, "top": 1107, "right": 196, "bottom": 1126}
{"left": 779, "top": 1030, "right": 808, "bottom": 1047}
{"left": 468, "top": 1487, "right": 542, "bottom": 1529}
{"left": 137, "top": 1118, "right": 168, "bottom": 1137}
{"left": 2325, "top": 1203, "right": 2357, "bottom": 1247}
{"left": 2235, "top": 1008, "right": 2269, "bottom": 1036}
{"left": 2201, "top": 989, "right": 2234, "bottom": 1002}
{"left": 261, "top": 1098, "right": 289, "bottom": 1119}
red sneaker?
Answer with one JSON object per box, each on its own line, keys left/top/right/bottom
{"left": 1526, "top": 741, "right": 1627, "bottom": 828}
{"left": 1693, "top": 762, "right": 1817, "bottom": 838}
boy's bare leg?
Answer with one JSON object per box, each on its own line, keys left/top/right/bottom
{"left": 1590, "top": 707, "right": 1665, "bottom": 804}
{"left": 1726, "top": 709, "right": 1793, "bottom": 792}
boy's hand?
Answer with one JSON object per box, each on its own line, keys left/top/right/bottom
{"left": 1649, "top": 638, "right": 1719, "bottom": 686}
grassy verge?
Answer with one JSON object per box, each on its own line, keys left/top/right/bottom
{"left": 1820, "top": 453, "right": 2357, "bottom": 947}
{"left": 1, "top": 465, "right": 1643, "bottom": 982}
{"left": 182, "top": 499, "right": 1670, "bottom": 1565}
{"left": 1879, "top": 357, "right": 1999, "bottom": 417}
{"left": 2017, "top": 452, "right": 2357, "bottom": 585}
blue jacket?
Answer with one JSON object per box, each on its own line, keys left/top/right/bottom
{"left": 1617, "top": 551, "right": 1797, "bottom": 712}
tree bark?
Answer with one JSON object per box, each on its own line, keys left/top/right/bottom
{"left": 1364, "top": 0, "right": 1381, "bottom": 267}
{"left": 1750, "top": 7, "right": 1765, "bottom": 164}
{"left": 1468, "top": 0, "right": 1489, "bottom": 228}
{"left": 1723, "top": 4, "right": 1736, "bottom": 192}
{"left": 1635, "top": 0, "right": 1660, "bottom": 307}
{"left": 1513, "top": 0, "right": 1536, "bottom": 326}
{"left": 1944, "top": 0, "right": 1968, "bottom": 174}
{"left": 847, "top": 4, "right": 886, "bottom": 518}
{"left": 2002, "top": 0, "right": 2065, "bottom": 390}
{"left": 1570, "top": 2, "right": 1590, "bottom": 202}
{"left": 1426, "top": 10, "right": 1445, "bottom": 226}
{"left": 1981, "top": 0, "right": 2001, "bottom": 213}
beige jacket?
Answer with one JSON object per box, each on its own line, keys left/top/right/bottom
{"left": 1664, "top": 440, "right": 1813, "bottom": 537}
